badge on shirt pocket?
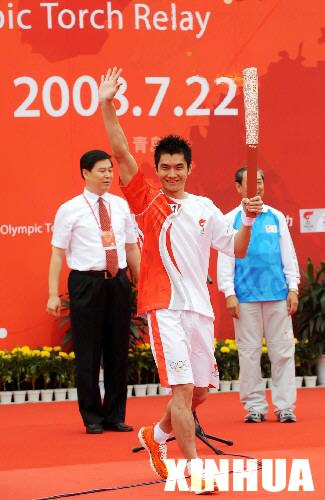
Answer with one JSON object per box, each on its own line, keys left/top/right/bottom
{"left": 265, "top": 225, "right": 278, "bottom": 233}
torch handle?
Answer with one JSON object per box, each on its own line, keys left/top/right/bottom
{"left": 247, "top": 144, "right": 258, "bottom": 199}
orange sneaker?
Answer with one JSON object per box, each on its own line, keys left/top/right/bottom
{"left": 138, "top": 425, "right": 168, "bottom": 479}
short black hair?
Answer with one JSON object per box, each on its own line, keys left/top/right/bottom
{"left": 235, "top": 167, "right": 264, "bottom": 185}
{"left": 154, "top": 135, "right": 192, "bottom": 170}
{"left": 80, "top": 150, "right": 112, "bottom": 179}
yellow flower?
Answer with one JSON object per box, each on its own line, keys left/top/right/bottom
{"left": 262, "top": 346, "right": 268, "bottom": 353}
{"left": 11, "top": 347, "right": 21, "bottom": 353}
{"left": 43, "top": 346, "right": 53, "bottom": 352}
{"left": 294, "top": 338, "right": 299, "bottom": 344}
{"left": 69, "top": 352, "right": 75, "bottom": 359}
{"left": 0, "top": 350, "right": 5, "bottom": 356}
{"left": 138, "top": 343, "right": 149, "bottom": 351}
{"left": 53, "top": 346, "right": 62, "bottom": 352}
{"left": 31, "top": 350, "right": 41, "bottom": 356}
{"left": 224, "top": 339, "right": 234, "bottom": 345}
{"left": 59, "top": 352, "right": 68, "bottom": 359}
{"left": 220, "top": 346, "right": 230, "bottom": 353}
{"left": 229, "top": 343, "right": 238, "bottom": 351}
{"left": 40, "top": 351, "right": 51, "bottom": 358}
{"left": 3, "top": 354, "right": 12, "bottom": 360}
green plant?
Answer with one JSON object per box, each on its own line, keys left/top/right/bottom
{"left": 66, "top": 352, "right": 77, "bottom": 388}
{"left": 146, "top": 350, "right": 159, "bottom": 384}
{"left": 0, "top": 352, "right": 13, "bottom": 391}
{"left": 293, "top": 259, "right": 325, "bottom": 356}
{"left": 228, "top": 341, "right": 240, "bottom": 380}
{"left": 294, "top": 339, "right": 304, "bottom": 376}
{"left": 11, "top": 348, "right": 29, "bottom": 390}
{"left": 215, "top": 339, "right": 239, "bottom": 381}
{"left": 25, "top": 351, "right": 43, "bottom": 390}
{"left": 38, "top": 349, "right": 54, "bottom": 389}
{"left": 128, "top": 343, "right": 153, "bottom": 384}
{"left": 52, "top": 353, "right": 68, "bottom": 388}
{"left": 299, "top": 340, "right": 318, "bottom": 376}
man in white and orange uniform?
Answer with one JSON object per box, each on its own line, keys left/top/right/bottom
{"left": 99, "top": 67, "right": 263, "bottom": 492}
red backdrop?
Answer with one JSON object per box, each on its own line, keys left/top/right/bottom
{"left": 0, "top": 0, "right": 324, "bottom": 348}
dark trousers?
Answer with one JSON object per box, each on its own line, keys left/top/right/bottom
{"left": 68, "top": 269, "right": 131, "bottom": 426}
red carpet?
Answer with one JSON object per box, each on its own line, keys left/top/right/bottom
{"left": 0, "top": 388, "right": 324, "bottom": 499}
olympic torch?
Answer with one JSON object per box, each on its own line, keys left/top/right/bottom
{"left": 243, "top": 67, "right": 259, "bottom": 200}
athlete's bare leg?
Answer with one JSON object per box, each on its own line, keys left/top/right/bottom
{"left": 158, "top": 385, "right": 209, "bottom": 459}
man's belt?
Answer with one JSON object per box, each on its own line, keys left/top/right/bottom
{"left": 71, "top": 268, "right": 127, "bottom": 280}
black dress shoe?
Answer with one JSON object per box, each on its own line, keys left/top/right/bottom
{"left": 104, "top": 422, "right": 134, "bottom": 432}
{"left": 86, "top": 423, "right": 104, "bottom": 434}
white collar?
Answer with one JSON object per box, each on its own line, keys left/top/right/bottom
{"left": 83, "top": 188, "right": 110, "bottom": 206}
{"left": 169, "top": 193, "right": 190, "bottom": 202}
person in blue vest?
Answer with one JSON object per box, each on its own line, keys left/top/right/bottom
{"left": 217, "top": 167, "right": 300, "bottom": 423}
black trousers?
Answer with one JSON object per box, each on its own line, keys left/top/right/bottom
{"left": 68, "top": 269, "right": 131, "bottom": 426}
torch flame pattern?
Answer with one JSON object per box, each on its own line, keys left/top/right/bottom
{"left": 243, "top": 67, "right": 259, "bottom": 145}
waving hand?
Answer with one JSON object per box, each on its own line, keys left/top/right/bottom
{"left": 99, "top": 67, "right": 122, "bottom": 103}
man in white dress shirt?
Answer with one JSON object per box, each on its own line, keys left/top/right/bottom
{"left": 46, "top": 149, "right": 140, "bottom": 434}
{"left": 217, "top": 167, "right": 300, "bottom": 424}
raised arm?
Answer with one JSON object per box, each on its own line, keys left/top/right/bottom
{"left": 99, "top": 67, "right": 138, "bottom": 185}
{"left": 234, "top": 196, "right": 263, "bottom": 258}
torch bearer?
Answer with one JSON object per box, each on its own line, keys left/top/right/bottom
{"left": 243, "top": 67, "right": 259, "bottom": 200}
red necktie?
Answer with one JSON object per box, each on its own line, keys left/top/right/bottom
{"left": 98, "top": 197, "right": 119, "bottom": 277}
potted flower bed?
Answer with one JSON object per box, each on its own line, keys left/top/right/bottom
{"left": 293, "top": 259, "right": 325, "bottom": 386}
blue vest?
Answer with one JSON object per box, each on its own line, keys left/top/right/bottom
{"left": 233, "top": 209, "right": 288, "bottom": 302}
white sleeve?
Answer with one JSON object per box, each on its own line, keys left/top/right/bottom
{"left": 116, "top": 198, "right": 138, "bottom": 244}
{"left": 217, "top": 246, "right": 236, "bottom": 297}
{"left": 216, "top": 207, "right": 240, "bottom": 297}
{"left": 211, "top": 205, "right": 235, "bottom": 257}
{"left": 125, "top": 211, "right": 138, "bottom": 244}
{"left": 278, "top": 212, "right": 300, "bottom": 289}
{"left": 51, "top": 205, "right": 73, "bottom": 249}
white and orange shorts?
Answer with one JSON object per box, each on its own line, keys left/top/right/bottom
{"left": 147, "top": 309, "right": 219, "bottom": 389}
